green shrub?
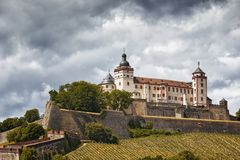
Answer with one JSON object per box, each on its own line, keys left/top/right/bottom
{"left": 169, "top": 150, "right": 200, "bottom": 160}
{"left": 145, "top": 122, "right": 153, "bottom": 129}
{"left": 24, "top": 109, "right": 40, "bottom": 123}
{"left": 20, "top": 148, "right": 39, "bottom": 160}
{"left": 85, "top": 122, "right": 119, "bottom": 144}
{"left": 128, "top": 128, "right": 181, "bottom": 138}
{"left": 53, "top": 154, "right": 68, "bottom": 160}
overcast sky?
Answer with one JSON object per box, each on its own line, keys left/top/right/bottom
{"left": 0, "top": 0, "right": 240, "bottom": 121}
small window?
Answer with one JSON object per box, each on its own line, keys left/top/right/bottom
{"left": 175, "top": 97, "right": 177, "bottom": 101}
{"left": 191, "top": 90, "right": 193, "bottom": 94}
{"left": 119, "top": 82, "right": 121, "bottom": 86}
{"left": 172, "top": 87, "right": 175, "bottom": 92}
{"left": 190, "top": 97, "right": 193, "bottom": 102}
{"left": 168, "top": 96, "right": 171, "bottom": 100}
{"left": 140, "top": 85, "right": 143, "bottom": 89}
{"left": 184, "top": 89, "right": 186, "bottom": 93}
{"left": 201, "top": 97, "right": 204, "bottom": 101}
{"left": 127, "top": 82, "right": 130, "bottom": 86}
{"left": 180, "top": 89, "right": 182, "bottom": 93}
{"left": 157, "top": 87, "right": 159, "bottom": 90}
{"left": 152, "top": 94, "right": 156, "bottom": 97}
{"left": 162, "top": 94, "right": 165, "bottom": 97}
{"left": 154, "top": 86, "right": 156, "bottom": 90}
{"left": 149, "top": 86, "right": 151, "bottom": 90}
{"left": 162, "top": 87, "right": 165, "bottom": 90}
{"left": 157, "top": 94, "right": 160, "bottom": 97}
{"left": 181, "top": 97, "right": 183, "bottom": 101}
{"left": 201, "top": 79, "right": 203, "bottom": 82}
{"left": 168, "top": 87, "right": 170, "bottom": 92}
{"left": 127, "top": 75, "right": 129, "bottom": 78}
{"left": 106, "top": 85, "right": 108, "bottom": 88}
{"left": 201, "top": 89, "right": 203, "bottom": 94}
{"left": 201, "top": 83, "right": 203, "bottom": 87}
{"left": 135, "top": 85, "right": 138, "bottom": 89}
{"left": 176, "top": 88, "right": 178, "bottom": 92}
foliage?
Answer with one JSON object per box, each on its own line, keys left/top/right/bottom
{"left": 128, "top": 118, "right": 143, "bottom": 129}
{"left": 49, "top": 81, "right": 107, "bottom": 113}
{"left": 236, "top": 108, "right": 240, "bottom": 121}
{"left": 20, "top": 147, "right": 40, "bottom": 160}
{"left": 53, "top": 154, "right": 68, "bottom": 160}
{"left": 128, "top": 128, "right": 180, "bottom": 138}
{"left": 85, "top": 122, "right": 119, "bottom": 144}
{"left": 24, "top": 109, "right": 40, "bottom": 123}
{"left": 0, "top": 117, "right": 25, "bottom": 132}
{"left": 7, "top": 123, "right": 45, "bottom": 142}
{"left": 169, "top": 150, "right": 200, "bottom": 160}
{"left": 107, "top": 89, "right": 133, "bottom": 111}
{"left": 66, "top": 132, "right": 238, "bottom": 160}
{"left": 145, "top": 122, "right": 153, "bottom": 129}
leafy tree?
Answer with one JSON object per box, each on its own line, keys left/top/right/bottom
{"left": 169, "top": 150, "right": 200, "bottom": 160}
{"left": 85, "top": 122, "right": 119, "bottom": 144}
{"left": 236, "top": 108, "right": 240, "bottom": 121}
{"left": 107, "top": 90, "right": 133, "bottom": 111}
{"left": 20, "top": 147, "right": 40, "bottom": 160}
{"left": 24, "top": 109, "right": 40, "bottom": 123}
{"left": 7, "top": 123, "right": 45, "bottom": 142}
{"left": 0, "top": 117, "right": 25, "bottom": 132}
{"left": 53, "top": 154, "right": 68, "bottom": 160}
{"left": 50, "top": 81, "right": 107, "bottom": 113}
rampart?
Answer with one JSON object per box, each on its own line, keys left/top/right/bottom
{"left": 43, "top": 101, "right": 240, "bottom": 139}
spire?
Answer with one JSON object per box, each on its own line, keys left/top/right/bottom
{"left": 198, "top": 61, "right": 200, "bottom": 68}
{"left": 193, "top": 61, "right": 205, "bottom": 74}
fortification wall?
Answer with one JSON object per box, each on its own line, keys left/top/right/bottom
{"left": 44, "top": 101, "right": 240, "bottom": 139}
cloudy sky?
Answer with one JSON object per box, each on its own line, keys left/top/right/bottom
{"left": 0, "top": 0, "right": 240, "bottom": 121}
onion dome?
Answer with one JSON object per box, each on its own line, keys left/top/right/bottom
{"left": 119, "top": 54, "right": 130, "bottom": 67}
{"left": 101, "top": 73, "right": 114, "bottom": 84}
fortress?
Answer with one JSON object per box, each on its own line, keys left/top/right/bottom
{"left": 100, "top": 53, "right": 230, "bottom": 120}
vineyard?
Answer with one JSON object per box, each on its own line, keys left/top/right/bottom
{"left": 66, "top": 132, "right": 240, "bottom": 160}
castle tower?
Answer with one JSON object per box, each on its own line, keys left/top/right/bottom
{"left": 100, "top": 73, "right": 115, "bottom": 92}
{"left": 192, "top": 62, "right": 207, "bottom": 107}
{"left": 114, "top": 52, "right": 134, "bottom": 92}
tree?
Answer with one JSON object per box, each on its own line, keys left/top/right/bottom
{"left": 7, "top": 123, "right": 45, "bottom": 143}
{"left": 53, "top": 154, "right": 68, "bottom": 160}
{"left": 169, "top": 150, "right": 199, "bottom": 160}
{"left": 49, "top": 81, "right": 107, "bottom": 113}
{"left": 20, "top": 147, "right": 40, "bottom": 160}
{"left": 0, "top": 117, "right": 25, "bottom": 132}
{"left": 24, "top": 109, "right": 40, "bottom": 123}
{"left": 107, "top": 90, "right": 133, "bottom": 111}
{"left": 85, "top": 122, "right": 119, "bottom": 144}
{"left": 236, "top": 108, "right": 240, "bottom": 121}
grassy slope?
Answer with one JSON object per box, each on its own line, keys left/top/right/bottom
{"left": 66, "top": 132, "right": 240, "bottom": 160}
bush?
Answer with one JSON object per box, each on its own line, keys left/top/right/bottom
{"left": 53, "top": 154, "right": 68, "bottom": 160}
{"left": 7, "top": 123, "right": 45, "bottom": 142}
{"left": 20, "top": 147, "right": 39, "bottom": 160}
{"left": 24, "top": 109, "right": 40, "bottom": 123}
{"left": 169, "top": 150, "right": 200, "bottom": 160}
{"left": 128, "top": 128, "right": 181, "bottom": 138}
{"left": 85, "top": 122, "right": 119, "bottom": 144}
{"left": 145, "top": 122, "right": 153, "bottom": 129}
{"left": 0, "top": 117, "right": 26, "bottom": 132}
{"left": 128, "top": 117, "right": 146, "bottom": 129}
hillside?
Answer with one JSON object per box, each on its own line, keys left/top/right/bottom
{"left": 66, "top": 132, "right": 240, "bottom": 160}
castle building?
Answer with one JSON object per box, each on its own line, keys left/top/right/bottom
{"left": 101, "top": 53, "right": 208, "bottom": 107}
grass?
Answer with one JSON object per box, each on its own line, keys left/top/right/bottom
{"left": 65, "top": 132, "right": 240, "bottom": 160}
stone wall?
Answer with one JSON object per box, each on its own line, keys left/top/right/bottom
{"left": 0, "top": 148, "right": 19, "bottom": 160}
{"left": 43, "top": 101, "right": 240, "bottom": 139}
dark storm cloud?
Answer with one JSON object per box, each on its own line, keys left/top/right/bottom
{"left": 0, "top": 0, "right": 240, "bottom": 120}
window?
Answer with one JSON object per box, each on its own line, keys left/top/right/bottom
{"left": 106, "top": 85, "right": 108, "bottom": 88}
{"left": 168, "top": 87, "right": 170, "bottom": 92}
{"left": 201, "top": 79, "right": 203, "bottom": 82}
{"left": 152, "top": 94, "right": 156, "bottom": 97}
{"left": 191, "top": 90, "right": 193, "bottom": 94}
{"left": 184, "top": 89, "right": 186, "bottom": 93}
{"left": 201, "top": 89, "right": 203, "bottom": 94}
{"left": 201, "top": 97, "right": 204, "bottom": 101}
{"left": 157, "top": 94, "right": 160, "bottom": 97}
{"left": 162, "top": 94, "right": 165, "bottom": 97}
{"left": 168, "top": 96, "right": 171, "bottom": 100}
{"left": 201, "top": 83, "right": 203, "bottom": 87}
{"left": 157, "top": 87, "right": 159, "bottom": 90}
{"left": 149, "top": 86, "right": 151, "bottom": 90}
{"left": 162, "top": 87, "right": 165, "bottom": 90}
{"left": 175, "top": 97, "right": 177, "bottom": 101}
{"left": 172, "top": 87, "right": 175, "bottom": 92}
{"left": 187, "top": 90, "right": 190, "bottom": 94}
{"left": 181, "top": 97, "right": 183, "bottom": 101}
{"left": 127, "top": 82, "right": 130, "bottom": 86}
{"left": 176, "top": 88, "right": 178, "bottom": 92}
{"left": 135, "top": 85, "right": 138, "bottom": 89}
{"left": 154, "top": 86, "right": 156, "bottom": 90}
{"left": 180, "top": 89, "right": 182, "bottom": 93}
{"left": 140, "top": 85, "right": 143, "bottom": 89}
{"left": 127, "top": 75, "right": 129, "bottom": 78}
{"left": 119, "top": 82, "right": 121, "bottom": 85}
{"left": 190, "top": 97, "right": 193, "bottom": 102}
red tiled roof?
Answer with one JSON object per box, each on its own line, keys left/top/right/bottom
{"left": 134, "top": 77, "right": 192, "bottom": 88}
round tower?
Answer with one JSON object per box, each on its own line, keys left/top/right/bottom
{"left": 192, "top": 62, "right": 207, "bottom": 107}
{"left": 114, "top": 51, "right": 134, "bottom": 92}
